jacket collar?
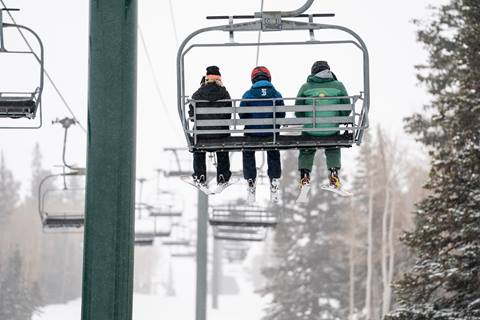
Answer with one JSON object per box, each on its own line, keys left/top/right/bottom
{"left": 251, "top": 80, "right": 274, "bottom": 89}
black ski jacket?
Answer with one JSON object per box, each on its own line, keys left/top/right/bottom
{"left": 189, "top": 83, "right": 232, "bottom": 139}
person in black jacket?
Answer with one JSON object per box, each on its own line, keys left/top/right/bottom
{"left": 188, "top": 66, "right": 232, "bottom": 189}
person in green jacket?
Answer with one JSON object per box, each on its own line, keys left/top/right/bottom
{"left": 295, "top": 60, "right": 351, "bottom": 190}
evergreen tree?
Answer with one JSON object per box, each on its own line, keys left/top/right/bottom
{"left": 30, "top": 143, "right": 52, "bottom": 203}
{"left": 0, "top": 152, "right": 20, "bottom": 222}
{"left": 262, "top": 150, "right": 349, "bottom": 320}
{"left": 387, "top": 1, "right": 480, "bottom": 319}
{"left": 0, "top": 249, "right": 42, "bottom": 320}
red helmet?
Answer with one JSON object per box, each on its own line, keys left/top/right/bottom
{"left": 251, "top": 66, "right": 271, "bottom": 83}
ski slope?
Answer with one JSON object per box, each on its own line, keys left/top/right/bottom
{"left": 32, "top": 256, "right": 267, "bottom": 320}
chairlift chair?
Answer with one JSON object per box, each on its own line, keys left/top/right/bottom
{"left": 177, "top": 1, "right": 369, "bottom": 152}
{"left": 38, "top": 171, "right": 85, "bottom": 230}
{"left": 209, "top": 205, "right": 277, "bottom": 228}
{"left": 0, "top": 8, "right": 44, "bottom": 127}
{"left": 147, "top": 191, "right": 183, "bottom": 217}
{"left": 170, "top": 244, "right": 196, "bottom": 258}
{"left": 135, "top": 177, "right": 173, "bottom": 238}
{"left": 135, "top": 235, "right": 155, "bottom": 247}
{"left": 135, "top": 213, "right": 173, "bottom": 238}
{"left": 224, "top": 248, "right": 248, "bottom": 262}
{"left": 213, "top": 225, "right": 267, "bottom": 242}
{"left": 161, "top": 224, "right": 192, "bottom": 246}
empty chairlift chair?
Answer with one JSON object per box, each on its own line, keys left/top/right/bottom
{"left": 209, "top": 205, "right": 277, "bottom": 228}
{"left": 213, "top": 225, "right": 267, "bottom": 242}
{"left": 147, "top": 191, "right": 183, "bottom": 218}
{"left": 38, "top": 172, "right": 85, "bottom": 230}
{"left": 177, "top": 4, "right": 369, "bottom": 152}
{"left": 0, "top": 8, "right": 44, "bottom": 125}
{"left": 161, "top": 224, "right": 192, "bottom": 246}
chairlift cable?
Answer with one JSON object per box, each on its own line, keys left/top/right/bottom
{"left": 0, "top": 0, "right": 87, "bottom": 133}
{"left": 138, "top": 26, "right": 176, "bottom": 133}
{"left": 167, "top": 0, "right": 179, "bottom": 48}
{"left": 255, "top": 0, "right": 264, "bottom": 66}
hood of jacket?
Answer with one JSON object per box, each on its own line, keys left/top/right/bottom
{"left": 194, "top": 83, "right": 229, "bottom": 102}
{"left": 247, "top": 80, "right": 278, "bottom": 98}
{"left": 307, "top": 71, "right": 338, "bottom": 84}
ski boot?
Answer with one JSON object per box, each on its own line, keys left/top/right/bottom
{"left": 328, "top": 168, "right": 342, "bottom": 189}
{"left": 246, "top": 178, "right": 256, "bottom": 203}
{"left": 297, "top": 169, "right": 311, "bottom": 203}
{"left": 194, "top": 175, "right": 208, "bottom": 188}
{"left": 214, "top": 174, "right": 229, "bottom": 194}
{"left": 182, "top": 174, "right": 212, "bottom": 195}
{"left": 270, "top": 178, "right": 280, "bottom": 203}
{"left": 320, "top": 168, "right": 353, "bottom": 197}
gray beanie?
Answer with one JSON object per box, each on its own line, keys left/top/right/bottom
{"left": 311, "top": 61, "right": 330, "bottom": 74}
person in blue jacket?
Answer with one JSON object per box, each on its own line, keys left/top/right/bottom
{"left": 239, "top": 66, "right": 285, "bottom": 202}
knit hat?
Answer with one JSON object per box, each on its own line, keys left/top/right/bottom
{"left": 311, "top": 61, "right": 330, "bottom": 75}
{"left": 206, "top": 66, "right": 221, "bottom": 76}
{"left": 251, "top": 66, "right": 271, "bottom": 83}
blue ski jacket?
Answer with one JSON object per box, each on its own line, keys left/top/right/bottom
{"left": 239, "top": 80, "right": 285, "bottom": 136}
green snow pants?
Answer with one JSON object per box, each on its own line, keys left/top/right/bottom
{"left": 298, "top": 148, "right": 341, "bottom": 172}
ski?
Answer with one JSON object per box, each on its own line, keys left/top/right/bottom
{"left": 180, "top": 176, "right": 213, "bottom": 195}
{"left": 320, "top": 184, "right": 353, "bottom": 197}
{"left": 296, "top": 184, "right": 311, "bottom": 203}
{"left": 212, "top": 177, "right": 239, "bottom": 194}
{"left": 270, "top": 180, "right": 280, "bottom": 203}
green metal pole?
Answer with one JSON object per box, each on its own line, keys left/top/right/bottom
{"left": 212, "top": 239, "right": 222, "bottom": 309}
{"left": 81, "top": 0, "right": 137, "bottom": 319}
{"left": 196, "top": 190, "right": 209, "bottom": 320}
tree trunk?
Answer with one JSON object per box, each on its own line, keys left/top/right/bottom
{"left": 349, "top": 241, "right": 355, "bottom": 319}
{"left": 381, "top": 187, "right": 391, "bottom": 316}
{"left": 365, "top": 175, "right": 374, "bottom": 319}
{"left": 386, "top": 196, "right": 396, "bottom": 312}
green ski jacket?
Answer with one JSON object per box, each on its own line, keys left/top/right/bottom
{"left": 295, "top": 74, "right": 351, "bottom": 136}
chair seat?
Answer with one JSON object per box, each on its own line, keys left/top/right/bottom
{"left": 209, "top": 218, "right": 277, "bottom": 228}
{"left": 0, "top": 98, "right": 36, "bottom": 107}
{"left": 0, "top": 98, "right": 37, "bottom": 118}
{"left": 44, "top": 216, "right": 84, "bottom": 228}
{"left": 190, "top": 132, "right": 354, "bottom": 152}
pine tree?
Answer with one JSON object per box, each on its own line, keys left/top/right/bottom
{"left": 387, "top": 1, "right": 480, "bottom": 319}
{"left": 0, "top": 152, "right": 20, "bottom": 222}
{"left": 0, "top": 249, "right": 42, "bottom": 320}
{"left": 262, "top": 150, "right": 349, "bottom": 320}
{"left": 30, "top": 143, "right": 52, "bottom": 203}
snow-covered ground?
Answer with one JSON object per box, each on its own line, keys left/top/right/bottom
{"left": 32, "top": 253, "right": 267, "bottom": 320}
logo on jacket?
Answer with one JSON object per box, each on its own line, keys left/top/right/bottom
{"left": 261, "top": 88, "right": 267, "bottom": 96}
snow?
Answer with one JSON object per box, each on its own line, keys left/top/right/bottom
{"left": 32, "top": 258, "right": 267, "bottom": 320}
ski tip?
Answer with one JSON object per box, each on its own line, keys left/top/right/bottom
{"left": 320, "top": 184, "right": 353, "bottom": 197}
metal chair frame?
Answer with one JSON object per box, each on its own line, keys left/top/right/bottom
{"left": 213, "top": 225, "right": 267, "bottom": 242}
{"left": 177, "top": 7, "right": 370, "bottom": 152}
{"left": 0, "top": 8, "right": 44, "bottom": 128}
{"left": 38, "top": 171, "right": 85, "bottom": 230}
{"left": 209, "top": 206, "right": 277, "bottom": 228}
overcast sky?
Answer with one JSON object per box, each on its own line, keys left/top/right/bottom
{"left": 0, "top": 0, "right": 438, "bottom": 198}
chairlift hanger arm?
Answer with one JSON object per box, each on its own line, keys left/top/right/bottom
{"left": 206, "top": 0, "right": 316, "bottom": 19}
{"left": 52, "top": 117, "right": 86, "bottom": 173}
{"left": 206, "top": 13, "right": 334, "bottom": 20}
{"left": 281, "top": 0, "right": 314, "bottom": 17}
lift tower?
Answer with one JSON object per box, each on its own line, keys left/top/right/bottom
{"left": 81, "top": 1, "right": 137, "bottom": 320}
